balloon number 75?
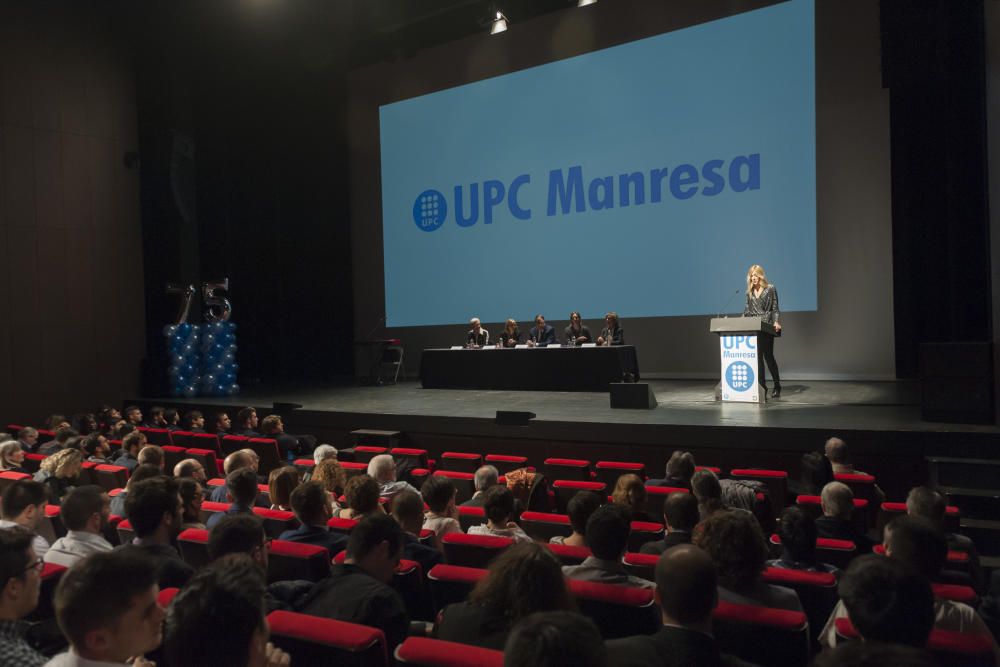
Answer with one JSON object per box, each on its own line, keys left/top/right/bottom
{"left": 165, "top": 279, "right": 232, "bottom": 324}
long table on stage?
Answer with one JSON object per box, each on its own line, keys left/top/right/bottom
{"left": 420, "top": 346, "right": 640, "bottom": 391}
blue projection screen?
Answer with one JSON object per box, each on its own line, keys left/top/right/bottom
{"left": 379, "top": 0, "right": 815, "bottom": 328}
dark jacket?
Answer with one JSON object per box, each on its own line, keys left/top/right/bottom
{"left": 435, "top": 602, "right": 510, "bottom": 651}
{"left": 116, "top": 542, "right": 194, "bottom": 590}
{"left": 277, "top": 524, "right": 349, "bottom": 556}
{"left": 607, "top": 625, "right": 757, "bottom": 667}
{"left": 528, "top": 325, "right": 558, "bottom": 346}
{"left": 814, "top": 515, "right": 875, "bottom": 553}
{"left": 639, "top": 530, "right": 693, "bottom": 556}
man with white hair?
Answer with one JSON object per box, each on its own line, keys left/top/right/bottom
{"left": 461, "top": 465, "right": 499, "bottom": 508}
{"left": 466, "top": 317, "right": 489, "bottom": 348}
{"left": 367, "top": 454, "right": 420, "bottom": 499}
{"left": 816, "top": 481, "right": 875, "bottom": 552}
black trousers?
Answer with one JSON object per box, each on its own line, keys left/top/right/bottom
{"left": 758, "top": 333, "right": 780, "bottom": 388}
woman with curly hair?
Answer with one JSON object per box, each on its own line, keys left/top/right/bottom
{"left": 332, "top": 474, "right": 383, "bottom": 520}
{"left": 436, "top": 541, "right": 573, "bottom": 650}
{"left": 611, "top": 474, "right": 656, "bottom": 523}
{"left": 693, "top": 509, "right": 802, "bottom": 611}
{"left": 311, "top": 458, "right": 347, "bottom": 500}
{"left": 33, "top": 447, "right": 83, "bottom": 504}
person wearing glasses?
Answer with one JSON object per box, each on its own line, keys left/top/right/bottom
{"left": 0, "top": 527, "right": 46, "bottom": 666}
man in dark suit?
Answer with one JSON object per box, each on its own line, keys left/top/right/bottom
{"left": 234, "top": 406, "right": 261, "bottom": 437}
{"left": 260, "top": 414, "right": 315, "bottom": 457}
{"left": 206, "top": 468, "right": 257, "bottom": 530}
{"left": 607, "top": 545, "right": 755, "bottom": 667}
{"left": 815, "top": 481, "right": 875, "bottom": 553}
{"left": 391, "top": 489, "right": 444, "bottom": 575}
{"left": 279, "top": 481, "right": 349, "bottom": 556}
{"left": 461, "top": 465, "right": 499, "bottom": 508}
{"left": 528, "top": 314, "right": 558, "bottom": 346}
{"left": 640, "top": 491, "right": 698, "bottom": 556}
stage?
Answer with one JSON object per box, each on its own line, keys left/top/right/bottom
{"left": 136, "top": 379, "right": 1000, "bottom": 500}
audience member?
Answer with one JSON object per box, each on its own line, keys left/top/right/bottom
{"left": 368, "top": 454, "right": 420, "bottom": 500}
{"left": 44, "top": 485, "right": 113, "bottom": 568}
{"left": 235, "top": 407, "right": 260, "bottom": 436}
{"left": 96, "top": 406, "right": 121, "bottom": 434}
{"left": 208, "top": 515, "right": 269, "bottom": 567}
{"left": 38, "top": 427, "right": 78, "bottom": 455}
{"left": 294, "top": 514, "right": 410, "bottom": 650}
{"left": 0, "top": 481, "right": 51, "bottom": 558}
{"left": 163, "top": 408, "right": 181, "bottom": 431}
{"left": 146, "top": 406, "right": 167, "bottom": 428}
{"left": 311, "top": 458, "right": 347, "bottom": 500}
{"left": 468, "top": 485, "right": 531, "bottom": 543}
{"left": 45, "top": 415, "right": 72, "bottom": 433}
{"left": 640, "top": 491, "right": 699, "bottom": 556}
{"left": 421, "top": 475, "right": 461, "bottom": 541}
{"left": 206, "top": 468, "right": 259, "bottom": 530}
{"left": 551, "top": 490, "right": 602, "bottom": 547}
{"left": 563, "top": 504, "right": 654, "bottom": 588}
{"left": 109, "top": 464, "right": 162, "bottom": 517}
{"left": 137, "top": 444, "right": 165, "bottom": 472}
{"left": 647, "top": 451, "right": 696, "bottom": 490}
{"left": 0, "top": 527, "right": 46, "bottom": 666}
{"left": 70, "top": 413, "right": 98, "bottom": 436}
{"left": 113, "top": 431, "right": 146, "bottom": 472}
{"left": 183, "top": 409, "right": 205, "bottom": 433}
{"left": 80, "top": 433, "right": 112, "bottom": 464}
{"left": 606, "top": 544, "right": 753, "bottom": 667}
{"left": 694, "top": 509, "right": 803, "bottom": 611}
{"left": 120, "top": 476, "right": 194, "bottom": 589}
{"left": 177, "top": 477, "right": 206, "bottom": 530}
{"left": 110, "top": 421, "right": 134, "bottom": 441}
{"left": 313, "top": 444, "right": 338, "bottom": 465}
{"left": 391, "top": 489, "right": 444, "bottom": 573}
{"left": 47, "top": 550, "right": 163, "bottom": 666}
{"left": 813, "top": 641, "right": 935, "bottom": 667}
{"left": 0, "top": 441, "right": 29, "bottom": 474}
{"left": 172, "top": 457, "right": 207, "bottom": 483}
{"left": 34, "top": 447, "right": 82, "bottom": 504}
{"left": 123, "top": 406, "right": 143, "bottom": 427}
{"left": 816, "top": 481, "right": 875, "bottom": 552}
{"left": 824, "top": 437, "right": 862, "bottom": 475}
{"left": 691, "top": 469, "right": 727, "bottom": 519}
{"left": 612, "top": 474, "right": 656, "bottom": 522}
{"left": 260, "top": 414, "right": 315, "bottom": 457}
{"left": 906, "top": 485, "right": 981, "bottom": 588}
{"left": 437, "top": 541, "right": 571, "bottom": 650}
{"left": 214, "top": 411, "right": 232, "bottom": 436}
{"left": 208, "top": 450, "right": 255, "bottom": 502}
{"left": 164, "top": 554, "right": 290, "bottom": 667}
{"left": 333, "top": 475, "right": 384, "bottom": 520}
{"left": 792, "top": 451, "right": 834, "bottom": 497}
{"left": 462, "top": 465, "right": 500, "bottom": 507}
{"left": 504, "top": 611, "right": 607, "bottom": 667}
{"left": 267, "top": 466, "right": 301, "bottom": 511}
{"left": 767, "top": 505, "right": 840, "bottom": 574}
{"left": 16, "top": 426, "right": 39, "bottom": 453}
{"left": 278, "top": 481, "right": 349, "bottom": 555}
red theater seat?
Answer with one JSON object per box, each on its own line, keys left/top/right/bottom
{"left": 328, "top": 517, "right": 359, "bottom": 536}
{"left": 427, "top": 564, "right": 487, "bottom": 611}
{"left": 341, "top": 461, "right": 369, "bottom": 478}
{"left": 519, "top": 511, "right": 573, "bottom": 542}
{"left": 796, "top": 495, "right": 869, "bottom": 534}
{"left": 568, "top": 579, "right": 659, "bottom": 639}
{"left": 441, "top": 533, "right": 513, "bottom": 568}
{"left": 835, "top": 617, "right": 995, "bottom": 667}
{"left": 177, "top": 528, "right": 211, "bottom": 569}
{"left": 93, "top": 464, "right": 129, "bottom": 493}
{"left": 713, "top": 600, "right": 810, "bottom": 667}
{"left": 158, "top": 587, "right": 180, "bottom": 607}
{"left": 879, "top": 501, "right": 961, "bottom": 533}
{"left": 391, "top": 448, "right": 429, "bottom": 469}
{"left": 221, "top": 434, "right": 250, "bottom": 456}
{"left": 771, "top": 534, "right": 857, "bottom": 570}
{"left": 545, "top": 543, "right": 591, "bottom": 566}
{"left": 761, "top": 567, "right": 838, "bottom": 639}
{"left": 623, "top": 552, "right": 659, "bottom": 581}
{"left": 730, "top": 468, "right": 787, "bottom": 516}
{"left": 643, "top": 485, "right": 688, "bottom": 518}
{"left": 252, "top": 507, "right": 298, "bottom": 538}
{"left": 24, "top": 562, "right": 68, "bottom": 622}
{"left": 162, "top": 445, "right": 187, "bottom": 473}
{"left": 595, "top": 461, "right": 646, "bottom": 489}
{"left": 190, "top": 432, "right": 221, "bottom": 453}
{"left": 185, "top": 448, "right": 220, "bottom": 478}
{"left": 457, "top": 506, "right": 485, "bottom": 532}
{"left": 267, "top": 610, "right": 388, "bottom": 667}
{"left": 440, "top": 452, "right": 483, "bottom": 473}
{"left": 170, "top": 431, "right": 193, "bottom": 448}
{"left": 269, "top": 540, "right": 332, "bottom": 583}
{"left": 932, "top": 582, "right": 979, "bottom": 606}
{"left": 143, "top": 428, "right": 172, "bottom": 446}
{"left": 0, "top": 470, "right": 31, "bottom": 494}
{"left": 395, "top": 637, "right": 504, "bottom": 667}
{"left": 544, "top": 458, "right": 591, "bottom": 482}
{"left": 116, "top": 519, "right": 135, "bottom": 545}
{"left": 627, "top": 521, "right": 665, "bottom": 552}
{"left": 433, "top": 470, "right": 476, "bottom": 504}
{"left": 248, "top": 437, "right": 284, "bottom": 475}
{"left": 552, "top": 480, "right": 606, "bottom": 513}
{"left": 23, "top": 453, "right": 45, "bottom": 473}
{"left": 834, "top": 472, "right": 877, "bottom": 505}
{"left": 484, "top": 454, "right": 528, "bottom": 475}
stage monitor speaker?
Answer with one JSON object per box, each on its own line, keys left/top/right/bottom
{"left": 610, "top": 383, "right": 657, "bottom": 409}
{"left": 920, "top": 342, "right": 994, "bottom": 424}
{"left": 496, "top": 411, "right": 536, "bottom": 426}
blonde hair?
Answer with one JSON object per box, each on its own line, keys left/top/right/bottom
{"left": 41, "top": 448, "right": 83, "bottom": 478}
{"left": 746, "top": 264, "right": 769, "bottom": 292}
{"left": 612, "top": 474, "right": 646, "bottom": 514}
{"left": 312, "top": 459, "right": 347, "bottom": 496}
{"left": 0, "top": 441, "right": 21, "bottom": 470}
{"left": 604, "top": 312, "right": 620, "bottom": 330}
{"left": 505, "top": 319, "right": 518, "bottom": 335}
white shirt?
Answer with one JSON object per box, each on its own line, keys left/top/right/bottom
{"left": 44, "top": 531, "right": 113, "bottom": 568}
{"left": 45, "top": 649, "right": 129, "bottom": 666}
{"left": 0, "top": 519, "right": 50, "bottom": 559}
{"left": 467, "top": 523, "right": 532, "bottom": 543}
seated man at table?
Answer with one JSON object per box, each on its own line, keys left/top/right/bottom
{"left": 466, "top": 317, "right": 489, "bottom": 348}
{"left": 528, "top": 314, "right": 558, "bottom": 347}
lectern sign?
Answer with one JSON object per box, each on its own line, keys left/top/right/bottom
{"left": 720, "top": 335, "right": 759, "bottom": 402}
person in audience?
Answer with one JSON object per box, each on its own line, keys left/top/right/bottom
{"left": 120, "top": 476, "right": 194, "bottom": 589}
{"left": 146, "top": 406, "right": 167, "bottom": 428}
{"left": 767, "top": 506, "right": 841, "bottom": 574}
{"left": 462, "top": 465, "right": 500, "bottom": 507}
{"left": 816, "top": 481, "right": 875, "bottom": 552}
{"left": 563, "top": 311, "right": 593, "bottom": 346}
{"left": 437, "top": 541, "right": 572, "bottom": 650}
{"left": 528, "top": 314, "right": 558, "bottom": 346}
{"left": 466, "top": 317, "right": 489, "bottom": 347}
{"left": 96, "top": 406, "right": 121, "bottom": 434}
{"left": 124, "top": 406, "right": 143, "bottom": 426}
{"left": 647, "top": 451, "right": 696, "bottom": 490}
{"left": 183, "top": 409, "right": 205, "bottom": 432}
{"left": 421, "top": 475, "right": 461, "bottom": 542}
{"left": 279, "top": 481, "right": 349, "bottom": 555}
{"left": 391, "top": 490, "right": 444, "bottom": 573}
{"left": 606, "top": 544, "right": 754, "bottom": 667}
{"left": 235, "top": 407, "right": 260, "bottom": 436}
{"left": 294, "top": 514, "right": 410, "bottom": 650}
{"left": 468, "top": 485, "right": 531, "bottom": 543}
{"left": 305, "top": 444, "right": 338, "bottom": 482}
{"left": 691, "top": 469, "right": 727, "bottom": 519}
{"left": 368, "top": 454, "right": 420, "bottom": 500}
{"left": 206, "top": 468, "right": 259, "bottom": 530}
{"left": 81, "top": 433, "right": 112, "bottom": 464}
{"left": 164, "top": 554, "right": 290, "bottom": 667}
{"left": 310, "top": 458, "right": 347, "bottom": 500}
{"left": 612, "top": 473, "right": 656, "bottom": 523}
{"left": 597, "top": 311, "right": 625, "bottom": 346}
{"left": 110, "top": 464, "right": 163, "bottom": 517}
{"left": 137, "top": 444, "right": 165, "bottom": 472}
{"left": 177, "top": 477, "right": 206, "bottom": 531}
{"left": 113, "top": 431, "right": 146, "bottom": 473}
{"left": 208, "top": 515, "right": 269, "bottom": 568}
{"left": 0, "top": 481, "right": 51, "bottom": 559}
{"left": 111, "top": 421, "right": 135, "bottom": 441}
{"left": 38, "top": 426, "right": 78, "bottom": 455}
{"left": 172, "top": 457, "right": 207, "bottom": 483}
{"left": 505, "top": 611, "right": 607, "bottom": 667}
{"left": 45, "top": 414, "right": 72, "bottom": 433}
{"left": 906, "top": 485, "right": 981, "bottom": 588}
{"left": 563, "top": 504, "right": 654, "bottom": 588}
{"left": 791, "top": 451, "right": 835, "bottom": 497}
{"left": 0, "top": 441, "right": 30, "bottom": 474}
{"left": 214, "top": 411, "right": 232, "bottom": 437}
{"left": 332, "top": 475, "right": 383, "bottom": 520}
{"left": 267, "top": 465, "right": 301, "bottom": 511}
{"left": 44, "top": 485, "right": 113, "bottom": 568}
{"left": 0, "top": 527, "right": 46, "bottom": 666}
{"left": 260, "top": 414, "right": 315, "bottom": 457}
{"left": 47, "top": 550, "right": 163, "bottom": 666}
{"left": 641, "top": 491, "right": 699, "bottom": 556}
{"left": 694, "top": 509, "right": 803, "bottom": 612}
{"left": 499, "top": 318, "right": 521, "bottom": 347}
{"left": 163, "top": 408, "right": 181, "bottom": 431}
{"left": 552, "top": 490, "right": 602, "bottom": 547}
{"left": 208, "top": 450, "right": 256, "bottom": 502}
{"left": 824, "top": 437, "right": 864, "bottom": 475}
{"left": 813, "top": 641, "right": 936, "bottom": 667}
{"left": 70, "top": 413, "right": 98, "bottom": 436}
{"left": 34, "top": 447, "right": 82, "bottom": 504}
{"left": 16, "top": 427, "right": 39, "bottom": 453}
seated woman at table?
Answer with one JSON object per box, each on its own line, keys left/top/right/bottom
{"left": 527, "top": 314, "right": 558, "bottom": 347}
{"left": 498, "top": 319, "right": 521, "bottom": 347}
{"left": 466, "top": 317, "right": 489, "bottom": 348}
{"left": 597, "top": 311, "right": 625, "bottom": 346}
{"left": 563, "top": 311, "right": 592, "bottom": 346}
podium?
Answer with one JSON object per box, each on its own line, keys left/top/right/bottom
{"left": 709, "top": 317, "right": 776, "bottom": 403}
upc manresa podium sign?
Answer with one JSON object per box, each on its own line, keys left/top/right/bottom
{"left": 710, "top": 317, "right": 775, "bottom": 403}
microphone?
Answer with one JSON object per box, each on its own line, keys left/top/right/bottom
{"left": 717, "top": 289, "right": 741, "bottom": 318}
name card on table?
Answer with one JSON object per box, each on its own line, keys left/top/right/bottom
{"left": 581, "top": 343, "right": 597, "bottom": 348}
{"left": 515, "top": 345, "right": 531, "bottom": 349}
{"left": 450, "top": 346, "right": 464, "bottom": 350}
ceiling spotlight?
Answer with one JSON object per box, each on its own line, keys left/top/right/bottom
{"left": 577, "top": 0, "right": 597, "bottom": 5}
{"left": 490, "top": 10, "right": 508, "bottom": 34}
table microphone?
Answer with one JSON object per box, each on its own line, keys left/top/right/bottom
{"left": 717, "top": 289, "right": 741, "bottom": 318}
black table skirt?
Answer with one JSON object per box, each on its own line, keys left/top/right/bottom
{"left": 420, "top": 346, "right": 640, "bottom": 391}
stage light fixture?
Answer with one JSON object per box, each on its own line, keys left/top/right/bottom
{"left": 490, "top": 11, "right": 509, "bottom": 35}
{"left": 577, "top": 0, "right": 597, "bottom": 6}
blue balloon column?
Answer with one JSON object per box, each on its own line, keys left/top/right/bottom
{"left": 200, "top": 321, "right": 240, "bottom": 397}
{"left": 164, "top": 323, "right": 202, "bottom": 398}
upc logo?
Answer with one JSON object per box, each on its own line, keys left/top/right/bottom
{"left": 413, "top": 190, "right": 447, "bottom": 232}
{"left": 725, "top": 361, "right": 754, "bottom": 391}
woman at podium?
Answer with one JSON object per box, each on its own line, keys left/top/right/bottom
{"left": 744, "top": 264, "right": 782, "bottom": 398}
